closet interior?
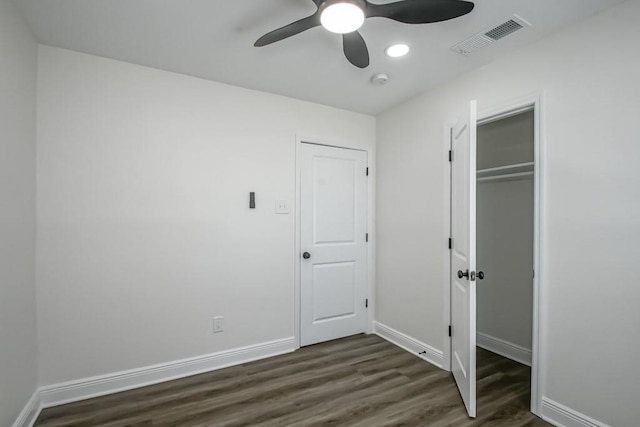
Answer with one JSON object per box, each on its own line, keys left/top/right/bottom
{"left": 476, "top": 109, "right": 534, "bottom": 368}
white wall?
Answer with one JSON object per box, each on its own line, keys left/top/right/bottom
{"left": 36, "top": 46, "right": 375, "bottom": 385}
{"left": 477, "top": 178, "right": 533, "bottom": 351}
{"left": 376, "top": 1, "right": 640, "bottom": 425}
{"left": 0, "top": 0, "right": 38, "bottom": 424}
{"left": 476, "top": 111, "right": 534, "bottom": 170}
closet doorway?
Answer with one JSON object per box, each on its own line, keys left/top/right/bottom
{"left": 476, "top": 109, "right": 534, "bottom": 366}
{"left": 475, "top": 106, "right": 539, "bottom": 416}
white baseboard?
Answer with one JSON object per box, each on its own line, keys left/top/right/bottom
{"left": 11, "top": 389, "right": 41, "bottom": 427}
{"left": 38, "top": 337, "right": 296, "bottom": 409}
{"left": 541, "top": 397, "right": 609, "bottom": 427}
{"left": 373, "top": 321, "right": 444, "bottom": 369}
{"left": 477, "top": 332, "right": 532, "bottom": 366}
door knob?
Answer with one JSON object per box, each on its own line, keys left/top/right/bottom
{"left": 302, "top": 252, "right": 311, "bottom": 259}
{"left": 457, "top": 269, "right": 469, "bottom": 279}
{"left": 477, "top": 271, "right": 484, "bottom": 280}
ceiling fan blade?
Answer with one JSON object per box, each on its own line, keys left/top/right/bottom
{"left": 367, "top": 0, "right": 475, "bottom": 24}
{"left": 254, "top": 13, "right": 321, "bottom": 47}
{"left": 343, "top": 31, "right": 370, "bottom": 68}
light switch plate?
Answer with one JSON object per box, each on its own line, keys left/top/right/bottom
{"left": 275, "top": 200, "right": 289, "bottom": 214}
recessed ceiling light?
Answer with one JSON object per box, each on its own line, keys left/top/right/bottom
{"left": 385, "top": 43, "right": 410, "bottom": 58}
{"left": 320, "top": 0, "right": 365, "bottom": 34}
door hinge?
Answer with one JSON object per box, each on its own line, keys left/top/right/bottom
{"left": 366, "top": 167, "right": 369, "bottom": 176}
{"left": 366, "top": 233, "right": 369, "bottom": 242}
{"left": 448, "top": 238, "right": 452, "bottom": 250}
{"left": 448, "top": 325, "right": 452, "bottom": 337}
{"left": 449, "top": 150, "right": 453, "bottom": 162}
{"left": 365, "top": 299, "right": 369, "bottom": 308}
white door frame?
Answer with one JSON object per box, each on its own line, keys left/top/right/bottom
{"left": 442, "top": 92, "right": 545, "bottom": 415}
{"left": 294, "top": 136, "right": 375, "bottom": 350}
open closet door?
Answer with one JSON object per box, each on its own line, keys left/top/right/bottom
{"left": 451, "top": 100, "right": 478, "bottom": 418}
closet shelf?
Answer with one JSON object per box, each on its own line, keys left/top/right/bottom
{"left": 477, "top": 162, "right": 533, "bottom": 183}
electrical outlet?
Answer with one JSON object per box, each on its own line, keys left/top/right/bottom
{"left": 213, "top": 316, "right": 224, "bottom": 333}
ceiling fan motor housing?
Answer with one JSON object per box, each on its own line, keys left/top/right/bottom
{"left": 318, "top": 0, "right": 367, "bottom": 16}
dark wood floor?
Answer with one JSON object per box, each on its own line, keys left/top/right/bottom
{"left": 35, "top": 334, "right": 550, "bottom": 426}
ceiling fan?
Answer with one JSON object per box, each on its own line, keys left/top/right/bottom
{"left": 254, "top": 0, "right": 475, "bottom": 69}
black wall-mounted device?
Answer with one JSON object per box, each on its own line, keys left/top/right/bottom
{"left": 249, "top": 192, "right": 255, "bottom": 209}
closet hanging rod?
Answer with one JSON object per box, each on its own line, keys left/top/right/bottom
{"left": 477, "top": 161, "right": 534, "bottom": 179}
{"left": 477, "top": 161, "right": 534, "bottom": 175}
{"left": 477, "top": 171, "right": 533, "bottom": 184}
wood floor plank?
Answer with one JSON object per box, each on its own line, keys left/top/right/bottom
{"left": 34, "top": 334, "right": 550, "bottom": 427}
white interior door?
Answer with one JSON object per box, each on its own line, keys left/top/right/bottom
{"left": 300, "top": 143, "right": 368, "bottom": 347}
{"left": 451, "top": 101, "right": 478, "bottom": 417}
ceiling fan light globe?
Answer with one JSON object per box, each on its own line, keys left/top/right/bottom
{"left": 320, "top": 2, "right": 365, "bottom": 34}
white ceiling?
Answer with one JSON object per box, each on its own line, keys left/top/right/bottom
{"left": 15, "top": 0, "right": 624, "bottom": 115}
